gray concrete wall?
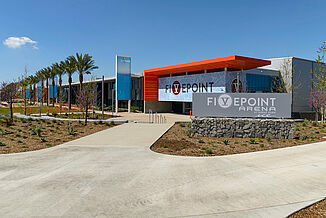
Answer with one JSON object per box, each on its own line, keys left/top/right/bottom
{"left": 144, "top": 101, "right": 173, "bottom": 113}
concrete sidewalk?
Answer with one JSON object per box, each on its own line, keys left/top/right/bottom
{"left": 0, "top": 123, "right": 326, "bottom": 217}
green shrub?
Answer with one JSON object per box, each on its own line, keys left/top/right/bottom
{"left": 105, "top": 122, "right": 111, "bottom": 127}
{"left": 198, "top": 139, "right": 205, "bottom": 143}
{"left": 296, "top": 127, "right": 300, "bottom": 131}
{"left": 163, "top": 145, "right": 168, "bottom": 148}
{"left": 31, "top": 126, "right": 42, "bottom": 137}
{"left": 222, "top": 140, "right": 229, "bottom": 145}
{"left": 52, "top": 119, "right": 57, "bottom": 123}
{"left": 110, "top": 121, "right": 115, "bottom": 126}
{"left": 260, "top": 144, "right": 265, "bottom": 148}
{"left": 299, "top": 134, "right": 307, "bottom": 141}
{"left": 250, "top": 139, "right": 256, "bottom": 144}
{"left": 65, "top": 123, "right": 76, "bottom": 135}
{"left": 265, "top": 134, "right": 272, "bottom": 143}
{"left": 184, "top": 128, "right": 193, "bottom": 137}
{"left": 179, "top": 123, "right": 185, "bottom": 127}
{"left": 241, "top": 143, "right": 247, "bottom": 146}
{"left": 130, "top": 106, "right": 140, "bottom": 112}
{"left": 98, "top": 120, "right": 103, "bottom": 125}
{"left": 41, "top": 138, "right": 47, "bottom": 142}
{"left": 17, "top": 140, "right": 23, "bottom": 143}
{"left": 21, "top": 119, "right": 27, "bottom": 123}
{"left": 312, "top": 121, "right": 318, "bottom": 127}
{"left": 0, "top": 142, "right": 5, "bottom": 146}
{"left": 205, "top": 149, "right": 213, "bottom": 154}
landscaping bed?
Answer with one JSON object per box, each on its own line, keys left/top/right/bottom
{"left": 0, "top": 115, "right": 118, "bottom": 154}
{"left": 46, "top": 112, "right": 119, "bottom": 120}
{"left": 151, "top": 120, "right": 326, "bottom": 156}
{"left": 289, "top": 198, "right": 326, "bottom": 217}
{"left": 0, "top": 106, "right": 79, "bottom": 115}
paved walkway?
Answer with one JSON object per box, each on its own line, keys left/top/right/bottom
{"left": 1, "top": 123, "right": 326, "bottom": 217}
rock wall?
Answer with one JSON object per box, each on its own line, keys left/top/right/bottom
{"left": 191, "top": 117, "right": 295, "bottom": 139}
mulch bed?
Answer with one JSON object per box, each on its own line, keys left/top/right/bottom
{"left": 289, "top": 198, "right": 326, "bottom": 217}
{"left": 47, "top": 112, "right": 118, "bottom": 120}
{"left": 151, "top": 121, "right": 326, "bottom": 156}
{"left": 0, "top": 115, "right": 118, "bottom": 154}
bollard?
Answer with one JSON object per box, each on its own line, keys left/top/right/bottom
{"left": 190, "top": 110, "right": 192, "bottom": 119}
{"left": 30, "top": 108, "right": 32, "bottom": 115}
{"left": 23, "top": 108, "right": 25, "bottom": 115}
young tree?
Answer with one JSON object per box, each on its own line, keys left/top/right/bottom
{"left": 76, "top": 80, "right": 97, "bottom": 125}
{"left": 18, "top": 67, "right": 29, "bottom": 112}
{"left": 0, "top": 81, "right": 19, "bottom": 123}
{"left": 311, "top": 42, "right": 326, "bottom": 121}
{"left": 272, "top": 58, "right": 298, "bottom": 93}
{"left": 309, "top": 89, "right": 326, "bottom": 121}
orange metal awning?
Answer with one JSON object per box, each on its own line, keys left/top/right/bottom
{"left": 143, "top": 55, "right": 271, "bottom": 101}
{"left": 144, "top": 55, "right": 271, "bottom": 75}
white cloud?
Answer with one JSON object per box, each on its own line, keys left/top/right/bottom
{"left": 3, "top": 36, "right": 38, "bottom": 49}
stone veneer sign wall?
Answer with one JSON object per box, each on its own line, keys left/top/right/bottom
{"left": 191, "top": 117, "right": 295, "bottom": 139}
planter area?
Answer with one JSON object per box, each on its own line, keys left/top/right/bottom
{"left": 151, "top": 120, "right": 326, "bottom": 157}
{"left": 0, "top": 114, "right": 118, "bottom": 154}
{"left": 289, "top": 197, "right": 326, "bottom": 217}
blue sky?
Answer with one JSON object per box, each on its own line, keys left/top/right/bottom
{"left": 1, "top": 0, "right": 326, "bottom": 83}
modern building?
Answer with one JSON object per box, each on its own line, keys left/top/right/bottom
{"left": 62, "top": 74, "right": 144, "bottom": 110}
{"left": 62, "top": 55, "right": 320, "bottom": 118}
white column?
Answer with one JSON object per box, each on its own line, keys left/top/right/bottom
{"left": 128, "top": 100, "right": 131, "bottom": 113}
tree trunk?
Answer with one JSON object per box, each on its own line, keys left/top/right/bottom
{"left": 68, "top": 76, "right": 72, "bottom": 112}
{"left": 59, "top": 76, "right": 62, "bottom": 114}
{"left": 85, "top": 103, "right": 88, "bottom": 126}
{"left": 46, "top": 79, "right": 49, "bottom": 107}
{"left": 52, "top": 77, "right": 55, "bottom": 107}
{"left": 24, "top": 88, "right": 26, "bottom": 113}
{"left": 10, "top": 99, "right": 13, "bottom": 123}
{"left": 316, "top": 110, "right": 319, "bottom": 122}
{"left": 79, "top": 73, "right": 83, "bottom": 97}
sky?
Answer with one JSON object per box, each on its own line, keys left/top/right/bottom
{"left": 1, "top": 0, "right": 326, "bottom": 83}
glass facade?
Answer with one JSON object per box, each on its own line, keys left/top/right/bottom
{"left": 246, "top": 74, "right": 274, "bottom": 93}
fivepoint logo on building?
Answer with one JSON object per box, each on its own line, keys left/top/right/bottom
{"left": 159, "top": 72, "right": 226, "bottom": 102}
{"left": 193, "top": 93, "right": 292, "bottom": 118}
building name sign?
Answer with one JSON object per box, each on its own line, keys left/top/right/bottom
{"left": 159, "top": 72, "right": 225, "bottom": 102}
{"left": 193, "top": 93, "right": 291, "bottom": 118}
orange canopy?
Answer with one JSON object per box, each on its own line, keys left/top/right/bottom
{"left": 144, "top": 55, "right": 271, "bottom": 76}
{"left": 144, "top": 55, "right": 271, "bottom": 101}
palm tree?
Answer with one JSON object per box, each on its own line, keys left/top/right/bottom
{"left": 42, "top": 67, "right": 51, "bottom": 107}
{"left": 50, "top": 64, "right": 58, "bottom": 107}
{"left": 36, "top": 70, "right": 44, "bottom": 106}
{"left": 54, "top": 62, "right": 65, "bottom": 113}
{"left": 69, "top": 53, "right": 98, "bottom": 96}
{"left": 62, "top": 57, "right": 76, "bottom": 112}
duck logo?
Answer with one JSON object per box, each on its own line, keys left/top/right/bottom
{"left": 172, "top": 81, "right": 181, "bottom": 95}
{"left": 218, "top": 94, "right": 232, "bottom": 108}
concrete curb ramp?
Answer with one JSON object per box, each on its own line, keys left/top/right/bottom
{"left": 0, "top": 123, "right": 326, "bottom": 217}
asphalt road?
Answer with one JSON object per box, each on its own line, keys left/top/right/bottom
{"left": 1, "top": 123, "right": 326, "bottom": 217}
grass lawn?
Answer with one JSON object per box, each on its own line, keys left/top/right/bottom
{"left": 151, "top": 120, "right": 326, "bottom": 156}
{"left": 46, "top": 112, "right": 119, "bottom": 120}
{"left": 0, "top": 106, "right": 79, "bottom": 115}
{"left": 0, "top": 114, "right": 118, "bottom": 154}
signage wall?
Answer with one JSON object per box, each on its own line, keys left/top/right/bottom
{"left": 192, "top": 93, "right": 292, "bottom": 118}
{"left": 158, "top": 72, "right": 226, "bottom": 102}
{"left": 116, "top": 55, "right": 131, "bottom": 101}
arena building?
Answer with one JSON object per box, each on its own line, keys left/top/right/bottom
{"left": 63, "top": 55, "right": 320, "bottom": 118}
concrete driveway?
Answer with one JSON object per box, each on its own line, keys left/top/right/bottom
{"left": 1, "top": 123, "right": 326, "bottom": 217}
